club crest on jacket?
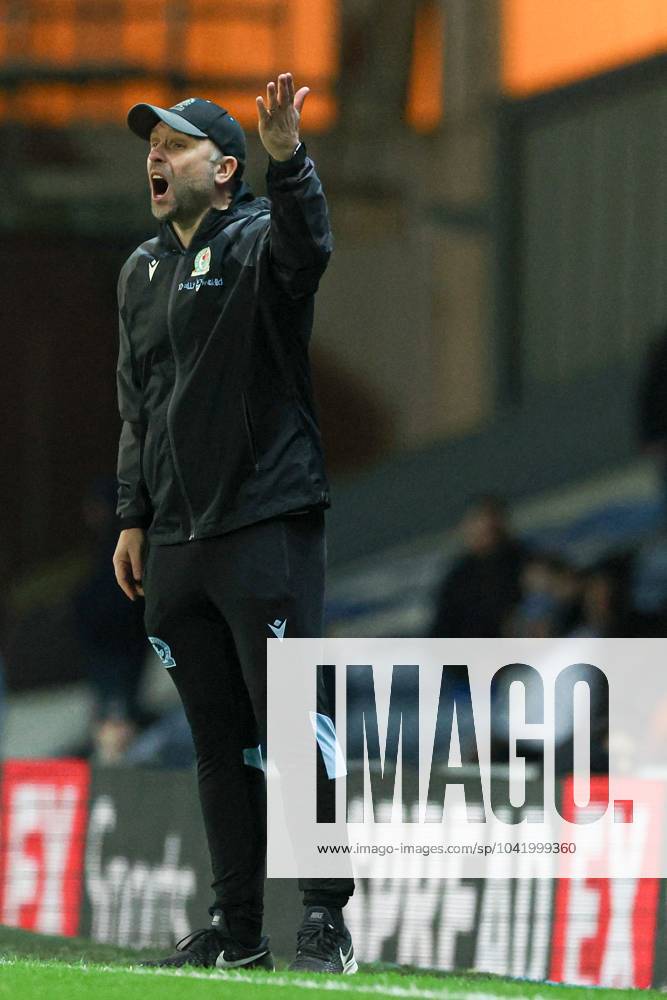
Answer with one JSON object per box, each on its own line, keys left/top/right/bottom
{"left": 192, "top": 246, "right": 211, "bottom": 277}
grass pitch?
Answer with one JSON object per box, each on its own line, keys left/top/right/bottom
{"left": 0, "top": 925, "right": 661, "bottom": 1000}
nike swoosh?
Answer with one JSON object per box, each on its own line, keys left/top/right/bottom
{"left": 340, "top": 944, "right": 358, "bottom": 974}
{"left": 216, "top": 948, "right": 269, "bottom": 969}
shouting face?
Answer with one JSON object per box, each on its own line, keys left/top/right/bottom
{"left": 147, "top": 121, "right": 222, "bottom": 225}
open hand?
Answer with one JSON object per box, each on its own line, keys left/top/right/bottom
{"left": 256, "top": 72, "right": 309, "bottom": 161}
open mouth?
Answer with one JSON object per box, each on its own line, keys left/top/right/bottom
{"left": 150, "top": 173, "right": 169, "bottom": 199}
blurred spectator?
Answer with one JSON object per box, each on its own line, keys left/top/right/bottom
{"left": 428, "top": 495, "right": 526, "bottom": 765}
{"left": 638, "top": 325, "right": 667, "bottom": 518}
{"left": 123, "top": 704, "right": 195, "bottom": 768}
{"left": 549, "top": 557, "right": 584, "bottom": 635}
{"left": 430, "top": 495, "right": 526, "bottom": 638}
{"left": 631, "top": 534, "right": 667, "bottom": 620}
{"left": 510, "top": 554, "right": 561, "bottom": 638}
{"left": 510, "top": 554, "right": 584, "bottom": 638}
{"left": 493, "top": 558, "right": 618, "bottom": 773}
{"left": 568, "top": 559, "right": 630, "bottom": 638}
{"left": 72, "top": 477, "right": 149, "bottom": 762}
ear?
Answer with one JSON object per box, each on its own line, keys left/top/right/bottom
{"left": 213, "top": 155, "right": 238, "bottom": 187}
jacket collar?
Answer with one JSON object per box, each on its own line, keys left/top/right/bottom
{"left": 159, "top": 180, "right": 257, "bottom": 252}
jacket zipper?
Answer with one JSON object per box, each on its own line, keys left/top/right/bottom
{"left": 165, "top": 252, "right": 197, "bottom": 540}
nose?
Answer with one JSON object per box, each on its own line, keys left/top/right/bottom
{"left": 148, "top": 144, "right": 165, "bottom": 162}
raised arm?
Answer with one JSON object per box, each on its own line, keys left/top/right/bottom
{"left": 256, "top": 72, "right": 332, "bottom": 298}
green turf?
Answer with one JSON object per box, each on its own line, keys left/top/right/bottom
{"left": 0, "top": 926, "right": 663, "bottom": 1000}
{"left": 0, "top": 923, "right": 157, "bottom": 963}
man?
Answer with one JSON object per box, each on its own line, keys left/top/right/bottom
{"left": 112, "top": 74, "right": 356, "bottom": 973}
{"left": 430, "top": 495, "right": 525, "bottom": 639}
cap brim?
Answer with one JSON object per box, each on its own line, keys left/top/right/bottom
{"left": 127, "top": 103, "right": 208, "bottom": 140}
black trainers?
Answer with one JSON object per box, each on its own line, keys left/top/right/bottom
{"left": 215, "top": 934, "right": 274, "bottom": 971}
{"left": 140, "top": 911, "right": 274, "bottom": 970}
{"left": 289, "top": 906, "right": 357, "bottom": 974}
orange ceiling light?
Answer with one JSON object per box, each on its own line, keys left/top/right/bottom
{"left": 1, "top": 0, "right": 340, "bottom": 130}
{"left": 503, "top": 0, "right": 667, "bottom": 95}
{"left": 406, "top": 0, "right": 444, "bottom": 132}
{"left": 183, "top": 0, "right": 339, "bottom": 129}
{"left": 122, "top": 0, "right": 169, "bottom": 72}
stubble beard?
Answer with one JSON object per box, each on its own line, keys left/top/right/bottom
{"left": 151, "top": 171, "right": 215, "bottom": 226}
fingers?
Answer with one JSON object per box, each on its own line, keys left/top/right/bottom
{"left": 260, "top": 73, "right": 305, "bottom": 110}
{"left": 276, "top": 75, "right": 288, "bottom": 106}
{"left": 256, "top": 95, "right": 271, "bottom": 125}
{"left": 114, "top": 556, "right": 138, "bottom": 601}
{"left": 112, "top": 533, "right": 144, "bottom": 601}
{"left": 258, "top": 73, "right": 309, "bottom": 143}
{"left": 279, "top": 73, "right": 296, "bottom": 106}
{"left": 294, "top": 86, "right": 310, "bottom": 114}
{"left": 129, "top": 546, "right": 144, "bottom": 598}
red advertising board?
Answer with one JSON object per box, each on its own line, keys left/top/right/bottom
{"left": 550, "top": 775, "right": 662, "bottom": 988}
{"left": 0, "top": 760, "right": 664, "bottom": 988}
{"left": 0, "top": 759, "right": 91, "bottom": 936}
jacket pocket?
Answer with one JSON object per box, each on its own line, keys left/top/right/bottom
{"left": 241, "top": 393, "right": 259, "bottom": 472}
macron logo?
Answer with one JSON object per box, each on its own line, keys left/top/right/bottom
{"left": 268, "top": 618, "right": 287, "bottom": 641}
{"left": 148, "top": 259, "right": 159, "bottom": 282}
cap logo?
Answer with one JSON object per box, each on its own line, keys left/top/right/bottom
{"left": 171, "top": 98, "right": 197, "bottom": 111}
{"left": 192, "top": 246, "right": 211, "bottom": 277}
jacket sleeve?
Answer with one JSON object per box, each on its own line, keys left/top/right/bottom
{"left": 116, "top": 265, "right": 153, "bottom": 531}
{"left": 263, "top": 142, "right": 333, "bottom": 298}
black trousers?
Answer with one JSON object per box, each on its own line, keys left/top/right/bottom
{"left": 143, "top": 509, "right": 354, "bottom": 935}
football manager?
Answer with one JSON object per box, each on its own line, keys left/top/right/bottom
{"left": 112, "top": 73, "right": 356, "bottom": 973}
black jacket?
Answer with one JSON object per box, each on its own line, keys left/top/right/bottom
{"left": 116, "top": 144, "right": 331, "bottom": 544}
{"left": 430, "top": 540, "right": 526, "bottom": 638}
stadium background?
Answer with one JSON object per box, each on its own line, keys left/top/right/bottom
{"left": 1, "top": 0, "right": 667, "bottom": 990}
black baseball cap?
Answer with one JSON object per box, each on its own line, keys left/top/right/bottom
{"left": 127, "top": 97, "right": 246, "bottom": 170}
